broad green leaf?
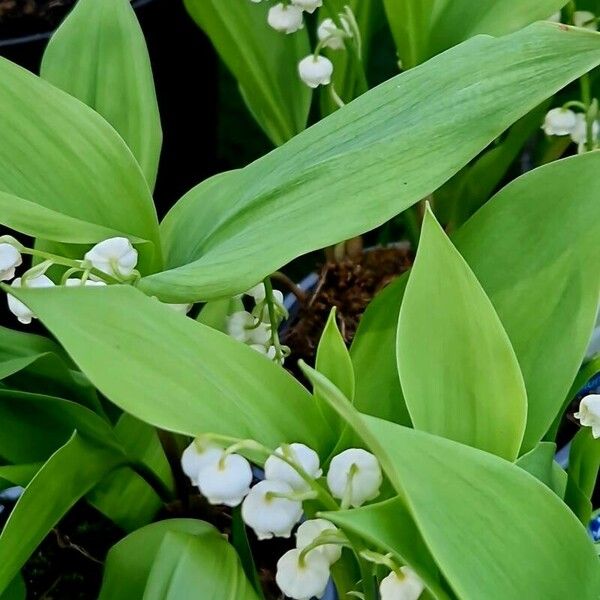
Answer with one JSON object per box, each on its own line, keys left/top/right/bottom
{"left": 302, "top": 365, "right": 600, "bottom": 600}
{"left": 315, "top": 308, "right": 355, "bottom": 435}
{"left": 10, "top": 285, "right": 332, "bottom": 455}
{"left": 0, "top": 432, "right": 125, "bottom": 594}
{"left": 382, "top": 0, "right": 435, "bottom": 68}
{"left": 325, "top": 497, "right": 453, "bottom": 600}
{"left": 565, "top": 428, "right": 600, "bottom": 524}
{"left": 0, "top": 56, "right": 161, "bottom": 271}
{"left": 143, "top": 23, "right": 600, "bottom": 302}
{"left": 143, "top": 531, "right": 259, "bottom": 600}
{"left": 41, "top": 0, "right": 162, "bottom": 189}
{"left": 88, "top": 414, "right": 174, "bottom": 531}
{"left": 426, "top": 0, "right": 569, "bottom": 60}
{"left": 0, "top": 575, "right": 25, "bottom": 600}
{"left": 184, "top": 0, "right": 311, "bottom": 146}
{"left": 397, "top": 208, "right": 527, "bottom": 459}
{"left": 98, "top": 519, "right": 223, "bottom": 600}
{"left": 516, "top": 442, "right": 566, "bottom": 496}
{"left": 0, "top": 464, "right": 42, "bottom": 488}
{"left": 352, "top": 153, "right": 600, "bottom": 449}
{"left": 350, "top": 275, "right": 411, "bottom": 425}
{"left": 0, "top": 325, "right": 65, "bottom": 366}
{"left": 0, "top": 389, "right": 119, "bottom": 464}
{"left": 196, "top": 296, "right": 242, "bottom": 333}
{"left": 231, "top": 508, "right": 265, "bottom": 599}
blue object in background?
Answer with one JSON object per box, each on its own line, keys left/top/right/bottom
{"left": 589, "top": 513, "right": 600, "bottom": 542}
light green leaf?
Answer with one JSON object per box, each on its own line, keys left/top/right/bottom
{"left": 143, "top": 531, "right": 259, "bottom": 600}
{"left": 398, "top": 208, "right": 527, "bottom": 459}
{"left": 184, "top": 0, "right": 311, "bottom": 146}
{"left": 0, "top": 389, "right": 119, "bottom": 464}
{"left": 9, "top": 285, "right": 332, "bottom": 455}
{"left": 565, "top": 428, "right": 600, "bottom": 524}
{"left": 0, "top": 432, "right": 124, "bottom": 594}
{"left": 315, "top": 308, "right": 355, "bottom": 435}
{"left": 516, "top": 442, "right": 566, "bottom": 496}
{"left": 352, "top": 153, "right": 600, "bottom": 449}
{"left": 88, "top": 414, "right": 174, "bottom": 531}
{"left": 302, "top": 365, "right": 600, "bottom": 600}
{"left": 0, "top": 56, "right": 161, "bottom": 271}
{"left": 143, "top": 23, "right": 600, "bottom": 302}
{"left": 41, "top": 0, "right": 162, "bottom": 189}
{"left": 427, "top": 0, "right": 569, "bottom": 60}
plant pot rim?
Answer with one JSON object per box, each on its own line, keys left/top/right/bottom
{"left": 0, "top": 0, "right": 156, "bottom": 47}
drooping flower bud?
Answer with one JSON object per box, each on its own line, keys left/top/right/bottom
{"left": 574, "top": 394, "right": 600, "bottom": 439}
{"left": 7, "top": 275, "right": 55, "bottom": 325}
{"left": 574, "top": 10, "right": 597, "bottom": 30}
{"left": 84, "top": 237, "right": 138, "bottom": 279}
{"left": 291, "top": 0, "right": 323, "bottom": 14}
{"left": 267, "top": 3, "right": 304, "bottom": 34}
{"left": 296, "top": 519, "right": 342, "bottom": 564}
{"left": 65, "top": 278, "right": 107, "bottom": 287}
{"left": 227, "top": 311, "right": 271, "bottom": 345}
{"left": 265, "top": 443, "right": 322, "bottom": 491}
{"left": 275, "top": 548, "right": 331, "bottom": 600}
{"left": 569, "top": 113, "right": 599, "bottom": 152}
{"left": 241, "top": 480, "right": 303, "bottom": 540}
{"left": 0, "top": 243, "right": 22, "bottom": 281}
{"left": 180, "top": 441, "right": 224, "bottom": 485}
{"left": 196, "top": 452, "right": 253, "bottom": 507}
{"left": 326, "top": 448, "right": 382, "bottom": 507}
{"left": 317, "top": 17, "right": 351, "bottom": 50}
{"left": 542, "top": 108, "right": 577, "bottom": 136}
{"left": 298, "top": 55, "right": 334, "bottom": 88}
{"left": 380, "top": 567, "right": 425, "bottom": 600}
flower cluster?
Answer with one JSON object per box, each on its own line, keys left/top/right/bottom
{"left": 180, "top": 440, "right": 421, "bottom": 599}
{"left": 1, "top": 236, "right": 189, "bottom": 324}
{"left": 247, "top": 0, "right": 361, "bottom": 93}
{"left": 226, "top": 283, "right": 289, "bottom": 363}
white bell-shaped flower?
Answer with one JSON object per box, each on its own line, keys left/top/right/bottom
{"left": 380, "top": 567, "right": 425, "bottom": 600}
{"left": 317, "top": 17, "right": 351, "bottom": 50}
{"left": 7, "top": 275, "right": 55, "bottom": 325}
{"left": 180, "top": 441, "right": 225, "bottom": 485}
{"left": 0, "top": 243, "right": 22, "bottom": 281}
{"left": 268, "top": 3, "right": 304, "bottom": 34}
{"left": 241, "top": 480, "right": 303, "bottom": 540}
{"left": 249, "top": 344, "right": 279, "bottom": 360}
{"left": 296, "top": 519, "right": 342, "bottom": 565}
{"left": 265, "top": 443, "right": 322, "bottom": 491}
{"left": 227, "top": 311, "right": 271, "bottom": 345}
{"left": 84, "top": 237, "right": 138, "bottom": 278}
{"left": 569, "top": 113, "right": 599, "bottom": 151}
{"left": 574, "top": 10, "right": 597, "bottom": 30}
{"left": 574, "top": 394, "right": 600, "bottom": 438}
{"left": 196, "top": 452, "right": 253, "bottom": 507}
{"left": 326, "top": 448, "right": 382, "bottom": 507}
{"left": 542, "top": 108, "right": 577, "bottom": 136}
{"left": 298, "top": 55, "right": 334, "bottom": 88}
{"left": 65, "top": 278, "right": 107, "bottom": 287}
{"left": 245, "top": 283, "right": 266, "bottom": 303}
{"left": 275, "top": 548, "right": 330, "bottom": 600}
{"left": 291, "top": 0, "right": 322, "bottom": 14}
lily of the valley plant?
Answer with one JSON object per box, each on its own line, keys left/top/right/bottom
{"left": 0, "top": 0, "right": 600, "bottom": 599}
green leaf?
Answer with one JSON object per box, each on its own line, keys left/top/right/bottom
{"left": 0, "top": 56, "right": 161, "bottom": 271}
{"left": 231, "top": 507, "right": 265, "bottom": 600}
{"left": 0, "top": 432, "right": 124, "bottom": 594}
{"left": 142, "top": 23, "right": 600, "bottom": 302}
{"left": 0, "top": 389, "right": 119, "bottom": 464}
{"left": 41, "top": 0, "right": 162, "bottom": 189}
{"left": 353, "top": 153, "right": 600, "bottom": 450}
{"left": 184, "top": 0, "right": 311, "bottom": 146}
{"left": 9, "top": 285, "right": 332, "bottom": 455}
{"left": 0, "top": 575, "right": 25, "bottom": 600}
{"left": 325, "top": 497, "right": 453, "bottom": 600}
{"left": 98, "top": 519, "right": 228, "bottom": 600}
{"left": 143, "top": 531, "right": 260, "bottom": 600}
{"left": 302, "top": 365, "right": 600, "bottom": 600}
{"left": 0, "top": 464, "right": 42, "bottom": 488}
{"left": 315, "top": 308, "right": 355, "bottom": 435}
{"left": 426, "top": 0, "right": 568, "bottom": 60}
{"left": 87, "top": 414, "right": 174, "bottom": 531}
{"left": 565, "top": 428, "right": 600, "bottom": 524}
{"left": 398, "top": 208, "right": 527, "bottom": 459}
{"left": 516, "top": 442, "right": 566, "bottom": 496}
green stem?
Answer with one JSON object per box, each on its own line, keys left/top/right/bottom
{"left": 263, "top": 277, "right": 285, "bottom": 364}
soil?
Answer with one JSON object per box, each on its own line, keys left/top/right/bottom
{"left": 282, "top": 246, "right": 414, "bottom": 373}
{"left": 0, "top": 1, "right": 76, "bottom": 38}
